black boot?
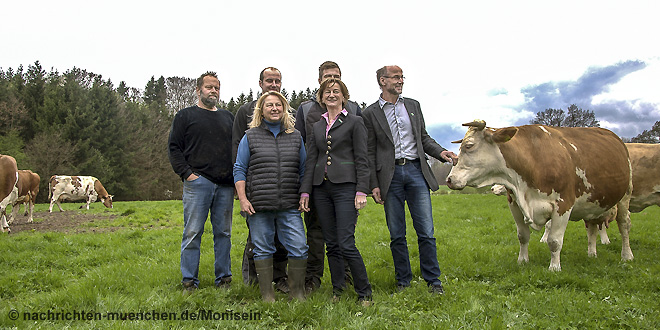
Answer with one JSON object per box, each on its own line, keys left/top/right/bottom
{"left": 254, "top": 258, "right": 275, "bottom": 302}
{"left": 288, "top": 259, "right": 307, "bottom": 301}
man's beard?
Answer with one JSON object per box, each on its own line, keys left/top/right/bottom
{"left": 200, "top": 95, "right": 217, "bottom": 108}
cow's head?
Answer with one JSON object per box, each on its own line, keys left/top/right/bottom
{"left": 446, "top": 120, "right": 518, "bottom": 190}
{"left": 101, "top": 195, "right": 113, "bottom": 209}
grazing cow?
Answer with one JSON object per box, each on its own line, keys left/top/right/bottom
{"left": 0, "top": 155, "right": 19, "bottom": 233}
{"left": 5, "top": 170, "right": 41, "bottom": 224}
{"left": 48, "top": 175, "right": 113, "bottom": 212}
{"left": 446, "top": 120, "right": 633, "bottom": 271}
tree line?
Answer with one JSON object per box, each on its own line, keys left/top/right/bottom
{"left": 0, "top": 62, "right": 325, "bottom": 202}
{"left": 1, "top": 62, "right": 657, "bottom": 202}
{"left": 530, "top": 104, "right": 659, "bottom": 143}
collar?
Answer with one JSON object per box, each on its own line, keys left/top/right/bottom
{"left": 378, "top": 94, "right": 404, "bottom": 109}
{"left": 321, "top": 109, "right": 348, "bottom": 121}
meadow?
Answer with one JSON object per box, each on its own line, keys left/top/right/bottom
{"left": 1, "top": 191, "right": 659, "bottom": 329}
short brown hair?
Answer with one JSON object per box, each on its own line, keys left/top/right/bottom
{"left": 259, "top": 67, "right": 280, "bottom": 81}
{"left": 376, "top": 66, "right": 388, "bottom": 87}
{"left": 196, "top": 71, "right": 218, "bottom": 89}
{"left": 316, "top": 78, "right": 350, "bottom": 108}
{"left": 318, "top": 61, "right": 341, "bottom": 81}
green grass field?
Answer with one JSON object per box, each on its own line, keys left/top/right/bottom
{"left": 1, "top": 194, "right": 659, "bottom": 329}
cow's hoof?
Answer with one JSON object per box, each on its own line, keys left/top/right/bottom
{"left": 548, "top": 265, "right": 561, "bottom": 272}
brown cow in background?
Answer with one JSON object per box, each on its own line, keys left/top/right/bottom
{"left": 0, "top": 155, "right": 19, "bottom": 233}
{"left": 5, "top": 170, "right": 41, "bottom": 224}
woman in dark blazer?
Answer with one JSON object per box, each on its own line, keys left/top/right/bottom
{"left": 299, "top": 78, "right": 372, "bottom": 305}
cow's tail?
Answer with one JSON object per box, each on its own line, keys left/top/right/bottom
{"left": 48, "top": 175, "right": 54, "bottom": 200}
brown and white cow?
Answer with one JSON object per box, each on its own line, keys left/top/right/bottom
{"left": 446, "top": 120, "right": 633, "bottom": 271}
{"left": 552, "top": 142, "right": 660, "bottom": 245}
{"left": 0, "top": 155, "right": 19, "bottom": 233}
{"left": 48, "top": 175, "right": 113, "bottom": 212}
{"left": 5, "top": 169, "right": 41, "bottom": 224}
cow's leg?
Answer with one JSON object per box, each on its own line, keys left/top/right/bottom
{"left": 27, "top": 201, "right": 34, "bottom": 223}
{"left": 615, "top": 201, "right": 634, "bottom": 262}
{"left": 49, "top": 198, "right": 55, "bottom": 212}
{"left": 509, "top": 200, "right": 529, "bottom": 264}
{"left": 8, "top": 203, "right": 19, "bottom": 225}
{"left": 56, "top": 197, "right": 65, "bottom": 212}
{"left": 540, "top": 220, "right": 551, "bottom": 243}
{"left": 585, "top": 221, "right": 599, "bottom": 257}
{"left": 599, "top": 225, "right": 610, "bottom": 245}
{"left": 546, "top": 211, "right": 570, "bottom": 272}
{"left": 0, "top": 210, "right": 9, "bottom": 233}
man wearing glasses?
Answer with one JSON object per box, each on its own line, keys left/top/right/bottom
{"left": 362, "top": 65, "right": 457, "bottom": 295}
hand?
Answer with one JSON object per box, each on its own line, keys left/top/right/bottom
{"left": 371, "top": 187, "right": 384, "bottom": 205}
{"left": 441, "top": 150, "right": 458, "bottom": 165}
{"left": 240, "top": 198, "right": 255, "bottom": 216}
{"left": 299, "top": 195, "right": 310, "bottom": 212}
{"left": 186, "top": 173, "right": 199, "bottom": 181}
{"left": 355, "top": 194, "right": 367, "bottom": 210}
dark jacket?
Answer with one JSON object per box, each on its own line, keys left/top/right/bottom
{"left": 295, "top": 99, "right": 362, "bottom": 144}
{"left": 168, "top": 106, "right": 234, "bottom": 185}
{"left": 245, "top": 125, "right": 302, "bottom": 211}
{"left": 300, "top": 111, "right": 369, "bottom": 194}
{"left": 231, "top": 100, "right": 258, "bottom": 164}
{"left": 362, "top": 97, "right": 447, "bottom": 201}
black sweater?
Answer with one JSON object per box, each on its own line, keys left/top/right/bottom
{"left": 168, "top": 105, "right": 234, "bottom": 185}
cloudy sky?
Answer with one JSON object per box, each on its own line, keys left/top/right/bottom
{"left": 2, "top": 0, "right": 658, "bottom": 152}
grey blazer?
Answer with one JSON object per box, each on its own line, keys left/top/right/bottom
{"left": 300, "top": 112, "right": 370, "bottom": 194}
{"left": 362, "top": 97, "right": 447, "bottom": 201}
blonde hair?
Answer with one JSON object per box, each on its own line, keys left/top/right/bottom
{"left": 249, "top": 91, "right": 295, "bottom": 133}
{"left": 316, "top": 78, "right": 350, "bottom": 108}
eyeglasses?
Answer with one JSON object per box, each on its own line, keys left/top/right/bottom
{"left": 383, "top": 75, "right": 405, "bottom": 81}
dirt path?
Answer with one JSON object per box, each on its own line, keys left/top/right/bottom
{"left": 6, "top": 210, "right": 119, "bottom": 234}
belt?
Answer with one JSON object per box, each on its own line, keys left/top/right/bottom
{"left": 395, "top": 158, "right": 419, "bottom": 165}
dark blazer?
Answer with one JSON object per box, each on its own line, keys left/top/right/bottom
{"left": 300, "top": 111, "right": 369, "bottom": 194}
{"left": 362, "top": 97, "right": 447, "bottom": 201}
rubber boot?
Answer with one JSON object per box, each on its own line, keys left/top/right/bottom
{"left": 254, "top": 258, "right": 275, "bottom": 302}
{"left": 288, "top": 258, "right": 307, "bottom": 301}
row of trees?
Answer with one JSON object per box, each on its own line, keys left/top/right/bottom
{"left": 0, "top": 62, "right": 321, "bottom": 202}
{"left": 530, "top": 104, "right": 659, "bottom": 143}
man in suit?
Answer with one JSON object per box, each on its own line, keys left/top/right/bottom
{"left": 362, "top": 65, "right": 457, "bottom": 295}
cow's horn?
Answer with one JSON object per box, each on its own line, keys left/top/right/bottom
{"left": 462, "top": 120, "right": 486, "bottom": 131}
{"left": 451, "top": 139, "right": 463, "bottom": 144}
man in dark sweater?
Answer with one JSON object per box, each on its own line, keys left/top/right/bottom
{"left": 168, "top": 71, "right": 235, "bottom": 292}
{"left": 231, "top": 67, "right": 290, "bottom": 292}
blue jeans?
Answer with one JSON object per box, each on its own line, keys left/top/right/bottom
{"left": 181, "top": 175, "right": 234, "bottom": 287}
{"left": 314, "top": 181, "right": 372, "bottom": 298}
{"left": 384, "top": 160, "right": 442, "bottom": 286}
{"left": 249, "top": 209, "right": 308, "bottom": 261}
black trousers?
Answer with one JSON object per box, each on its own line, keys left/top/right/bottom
{"left": 313, "top": 181, "right": 371, "bottom": 298}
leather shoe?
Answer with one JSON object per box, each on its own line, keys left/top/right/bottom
{"left": 396, "top": 283, "right": 410, "bottom": 292}
{"left": 429, "top": 283, "right": 445, "bottom": 295}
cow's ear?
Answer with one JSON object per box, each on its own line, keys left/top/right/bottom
{"left": 492, "top": 127, "right": 518, "bottom": 143}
